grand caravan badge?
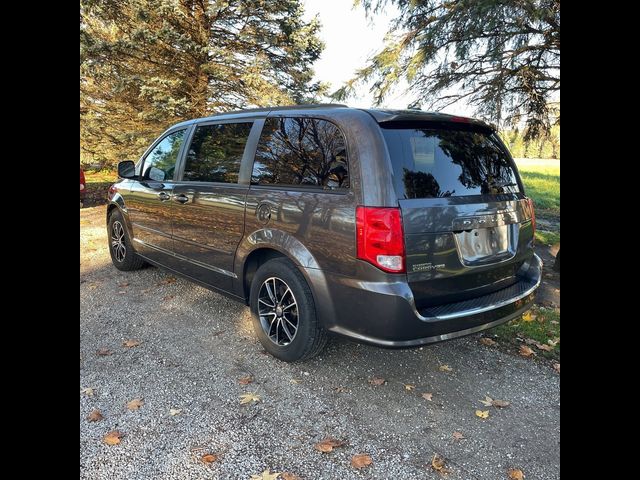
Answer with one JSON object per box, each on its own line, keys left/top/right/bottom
{"left": 412, "top": 262, "right": 445, "bottom": 272}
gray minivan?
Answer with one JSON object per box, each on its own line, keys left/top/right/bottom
{"left": 108, "top": 104, "right": 541, "bottom": 361}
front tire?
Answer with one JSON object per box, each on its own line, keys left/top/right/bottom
{"left": 249, "top": 258, "right": 327, "bottom": 362}
{"left": 108, "top": 209, "right": 146, "bottom": 271}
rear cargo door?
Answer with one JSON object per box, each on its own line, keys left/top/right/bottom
{"left": 380, "top": 123, "right": 535, "bottom": 308}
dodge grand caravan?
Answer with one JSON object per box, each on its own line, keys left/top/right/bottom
{"left": 107, "top": 105, "right": 541, "bottom": 362}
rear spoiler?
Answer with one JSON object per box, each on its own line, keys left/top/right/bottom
{"left": 361, "top": 109, "right": 495, "bottom": 131}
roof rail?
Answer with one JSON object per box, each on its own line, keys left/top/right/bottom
{"left": 220, "top": 103, "right": 348, "bottom": 115}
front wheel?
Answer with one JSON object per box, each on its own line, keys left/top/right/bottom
{"left": 108, "top": 209, "right": 146, "bottom": 271}
{"left": 249, "top": 258, "right": 327, "bottom": 362}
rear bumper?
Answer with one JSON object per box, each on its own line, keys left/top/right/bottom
{"left": 311, "top": 254, "right": 542, "bottom": 347}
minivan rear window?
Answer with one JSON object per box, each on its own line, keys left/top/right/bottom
{"left": 381, "top": 125, "right": 520, "bottom": 199}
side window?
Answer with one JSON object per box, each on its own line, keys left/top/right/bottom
{"left": 183, "top": 123, "right": 253, "bottom": 183}
{"left": 141, "top": 129, "right": 186, "bottom": 181}
{"left": 251, "top": 117, "right": 349, "bottom": 189}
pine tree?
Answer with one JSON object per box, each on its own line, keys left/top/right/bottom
{"left": 334, "top": 0, "right": 560, "bottom": 140}
{"left": 81, "top": 0, "right": 324, "bottom": 167}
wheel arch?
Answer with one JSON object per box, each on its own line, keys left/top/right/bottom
{"left": 106, "top": 197, "right": 134, "bottom": 238}
{"left": 235, "top": 229, "right": 323, "bottom": 306}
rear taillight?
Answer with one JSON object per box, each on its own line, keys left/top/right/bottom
{"left": 527, "top": 197, "right": 536, "bottom": 242}
{"left": 356, "top": 206, "right": 405, "bottom": 273}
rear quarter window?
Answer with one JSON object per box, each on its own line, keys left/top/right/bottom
{"left": 382, "top": 125, "right": 520, "bottom": 199}
{"left": 251, "top": 117, "right": 349, "bottom": 190}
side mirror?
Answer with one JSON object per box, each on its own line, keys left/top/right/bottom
{"left": 117, "top": 160, "right": 136, "bottom": 179}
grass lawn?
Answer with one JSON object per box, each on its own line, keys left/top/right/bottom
{"left": 489, "top": 305, "right": 560, "bottom": 361}
{"left": 514, "top": 158, "right": 560, "bottom": 246}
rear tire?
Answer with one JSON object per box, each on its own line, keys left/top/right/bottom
{"left": 249, "top": 258, "right": 327, "bottom": 362}
{"left": 108, "top": 209, "right": 146, "bottom": 271}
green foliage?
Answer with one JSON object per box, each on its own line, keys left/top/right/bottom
{"left": 338, "top": 0, "right": 560, "bottom": 139}
{"left": 493, "top": 305, "right": 560, "bottom": 360}
{"left": 535, "top": 229, "right": 560, "bottom": 246}
{"left": 81, "top": 0, "right": 324, "bottom": 168}
{"left": 500, "top": 123, "right": 560, "bottom": 159}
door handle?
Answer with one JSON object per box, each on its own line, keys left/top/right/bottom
{"left": 157, "top": 191, "right": 171, "bottom": 201}
{"left": 172, "top": 193, "right": 192, "bottom": 204}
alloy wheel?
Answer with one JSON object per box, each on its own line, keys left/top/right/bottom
{"left": 111, "top": 221, "right": 126, "bottom": 262}
{"left": 258, "top": 277, "right": 299, "bottom": 346}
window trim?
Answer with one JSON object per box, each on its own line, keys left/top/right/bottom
{"left": 137, "top": 127, "right": 190, "bottom": 182}
{"left": 174, "top": 120, "right": 258, "bottom": 185}
{"left": 250, "top": 115, "right": 351, "bottom": 192}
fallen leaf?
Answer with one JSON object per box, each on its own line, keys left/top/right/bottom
{"left": 81, "top": 387, "right": 95, "bottom": 397}
{"left": 351, "top": 454, "right": 373, "bottom": 469}
{"left": 439, "top": 365, "right": 453, "bottom": 372}
{"left": 118, "top": 282, "right": 130, "bottom": 287}
{"left": 475, "top": 410, "right": 490, "bottom": 419}
{"left": 479, "top": 337, "right": 497, "bottom": 347}
{"left": 519, "top": 345, "right": 535, "bottom": 357}
{"left": 290, "top": 378, "right": 301, "bottom": 384}
{"left": 552, "top": 363, "right": 560, "bottom": 373}
{"left": 169, "top": 408, "right": 182, "bottom": 416}
{"left": 368, "top": 376, "right": 386, "bottom": 386}
{"left": 126, "top": 398, "right": 144, "bottom": 410}
{"left": 314, "top": 438, "right": 346, "bottom": 453}
{"left": 479, "top": 396, "right": 493, "bottom": 407}
{"left": 421, "top": 392, "right": 433, "bottom": 401}
{"left": 96, "top": 348, "right": 112, "bottom": 356}
{"left": 163, "top": 295, "right": 174, "bottom": 301}
{"left": 534, "top": 342, "right": 553, "bottom": 352}
{"left": 334, "top": 386, "right": 349, "bottom": 393}
{"left": 123, "top": 340, "right": 141, "bottom": 348}
{"left": 87, "top": 409, "right": 103, "bottom": 422}
{"left": 404, "top": 384, "right": 416, "bottom": 391}
{"left": 452, "top": 431, "right": 464, "bottom": 441}
{"left": 508, "top": 468, "right": 525, "bottom": 479}
{"left": 521, "top": 311, "right": 536, "bottom": 322}
{"left": 431, "top": 453, "right": 450, "bottom": 473}
{"left": 238, "top": 376, "right": 254, "bottom": 385}
{"left": 200, "top": 453, "right": 218, "bottom": 464}
{"left": 239, "top": 392, "right": 261, "bottom": 404}
{"left": 250, "top": 469, "right": 281, "bottom": 480}
{"left": 280, "top": 473, "right": 301, "bottom": 480}
{"left": 479, "top": 396, "right": 510, "bottom": 408}
{"left": 158, "top": 277, "right": 177, "bottom": 285}
{"left": 118, "top": 291, "right": 127, "bottom": 294}
{"left": 103, "top": 430, "right": 124, "bottom": 445}
{"left": 547, "top": 338, "right": 560, "bottom": 347}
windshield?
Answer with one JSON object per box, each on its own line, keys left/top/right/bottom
{"left": 381, "top": 126, "right": 521, "bottom": 199}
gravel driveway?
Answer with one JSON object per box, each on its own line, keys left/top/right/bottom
{"left": 80, "top": 206, "right": 560, "bottom": 479}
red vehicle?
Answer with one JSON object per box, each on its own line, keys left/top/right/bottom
{"left": 80, "top": 167, "right": 86, "bottom": 207}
